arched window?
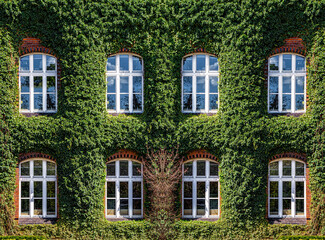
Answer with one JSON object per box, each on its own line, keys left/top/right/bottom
{"left": 106, "top": 160, "right": 143, "bottom": 218}
{"left": 106, "top": 54, "right": 143, "bottom": 113}
{"left": 19, "top": 54, "right": 57, "bottom": 113}
{"left": 182, "top": 160, "right": 219, "bottom": 218}
{"left": 19, "top": 159, "right": 57, "bottom": 217}
{"left": 182, "top": 53, "right": 219, "bottom": 113}
{"left": 268, "top": 159, "right": 306, "bottom": 218}
{"left": 268, "top": 53, "right": 306, "bottom": 113}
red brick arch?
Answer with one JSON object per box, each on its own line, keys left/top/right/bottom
{"left": 106, "top": 149, "right": 140, "bottom": 163}
{"left": 269, "top": 152, "right": 307, "bottom": 163}
{"left": 186, "top": 149, "right": 218, "bottom": 162}
{"left": 18, "top": 152, "right": 57, "bottom": 163}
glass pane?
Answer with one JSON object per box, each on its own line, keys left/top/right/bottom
{"left": 21, "top": 162, "right": 30, "bottom": 176}
{"left": 270, "top": 181, "right": 278, "bottom": 197}
{"left": 210, "top": 182, "right": 218, "bottom": 198}
{"left": 184, "top": 182, "right": 192, "bottom": 198}
{"left": 295, "top": 76, "right": 304, "bottom": 93}
{"left": 47, "top": 94, "right": 56, "bottom": 110}
{"left": 34, "top": 160, "right": 43, "bottom": 176}
{"left": 107, "top": 199, "right": 116, "bottom": 215}
{"left": 47, "top": 181, "right": 55, "bottom": 198}
{"left": 283, "top": 54, "right": 292, "bottom": 71}
{"left": 183, "top": 76, "right": 192, "bottom": 93}
{"left": 107, "top": 94, "right": 116, "bottom": 110}
{"left": 47, "top": 162, "right": 56, "bottom": 176}
{"left": 196, "top": 76, "right": 205, "bottom": 93}
{"left": 283, "top": 199, "right": 291, "bottom": 215}
{"left": 133, "top": 94, "right": 142, "bottom": 111}
{"left": 132, "top": 162, "right": 141, "bottom": 176}
{"left": 296, "top": 182, "right": 304, "bottom": 198}
{"left": 20, "top": 56, "right": 30, "bottom": 71}
{"left": 209, "top": 76, "right": 218, "bottom": 93}
{"left": 283, "top": 181, "right": 291, "bottom": 198}
{"left": 295, "top": 162, "right": 304, "bottom": 176}
{"left": 269, "top": 162, "right": 279, "bottom": 176}
{"left": 133, "top": 199, "right": 141, "bottom": 215}
{"left": 120, "top": 182, "right": 128, "bottom": 198}
{"left": 269, "top": 94, "right": 278, "bottom": 111}
{"left": 196, "top": 94, "right": 205, "bottom": 110}
{"left": 133, "top": 56, "right": 142, "bottom": 71}
{"left": 197, "top": 199, "right": 205, "bottom": 215}
{"left": 21, "top": 182, "right": 30, "bottom": 198}
{"left": 120, "top": 77, "right": 129, "bottom": 93}
{"left": 209, "top": 199, "right": 218, "bottom": 215}
{"left": 197, "top": 182, "right": 205, "bottom": 198}
{"left": 107, "top": 182, "right": 115, "bottom": 198}
{"left": 269, "top": 56, "right": 279, "bottom": 71}
{"left": 183, "top": 56, "right": 192, "bottom": 71}
{"left": 295, "top": 95, "right": 304, "bottom": 111}
{"left": 209, "top": 94, "right": 218, "bottom": 110}
{"left": 107, "top": 76, "right": 116, "bottom": 93}
{"left": 283, "top": 77, "right": 291, "bottom": 93}
{"left": 21, "top": 199, "right": 30, "bottom": 215}
{"left": 46, "top": 56, "right": 56, "bottom": 71}
{"left": 283, "top": 161, "right": 292, "bottom": 176}
{"left": 107, "top": 162, "right": 115, "bottom": 176}
{"left": 21, "top": 76, "right": 30, "bottom": 92}
{"left": 197, "top": 161, "right": 206, "bottom": 176}
{"left": 47, "top": 76, "right": 55, "bottom": 92}
{"left": 282, "top": 95, "right": 291, "bottom": 111}
{"left": 133, "top": 76, "right": 142, "bottom": 93}
{"left": 183, "top": 94, "right": 192, "bottom": 111}
{"left": 296, "top": 56, "right": 305, "bottom": 71}
{"left": 107, "top": 56, "right": 116, "bottom": 71}
{"left": 34, "top": 182, "right": 43, "bottom": 198}
{"left": 34, "top": 94, "right": 43, "bottom": 110}
{"left": 33, "top": 54, "right": 43, "bottom": 71}
{"left": 269, "top": 77, "right": 278, "bottom": 93}
{"left": 120, "top": 199, "right": 128, "bottom": 215}
{"left": 296, "top": 199, "right": 304, "bottom": 215}
{"left": 209, "top": 56, "right": 218, "bottom": 71}
{"left": 133, "top": 182, "right": 141, "bottom": 198}
{"left": 270, "top": 199, "right": 278, "bottom": 215}
{"left": 21, "top": 94, "right": 30, "bottom": 110}
{"left": 120, "top": 161, "right": 129, "bottom": 176}
{"left": 184, "top": 162, "right": 193, "bottom": 176}
{"left": 120, "top": 55, "right": 129, "bottom": 71}
{"left": 184, "top": 199, "right": 192, "bottom": 215}
{"left": 120, "top": 94, "right": 129, "bottom": 111}
{"left": 210, "top": 162, "right": 218, "bottom": 176}
{"left": 47, "top": 199, "right": 56, "bottom": 215}
{"left": 196, "top": 55, "right": 205, "bottom": 71}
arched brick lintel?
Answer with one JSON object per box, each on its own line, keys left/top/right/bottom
{"left": 19, "top": 38, "right": 57, "bottom": 57}
{"left": 186, "top": 150, "right": 218, "bottom": 162}
{"left": 269, "top": 38, "right": 306, "bottom": 57}
{"left": 18, "top": 152, "right": 56, "bottom": 163}
{"left": 108, "top": 48, "right": 142, "bottom": 58}
{"left": 106, "top": 149, "right": 139, "bottom": 163}
{"left": 184, "top": 48, "right": 218, "bottom": 58}
{"left": 269, "top": 152, "right": 307, "bottom": 164}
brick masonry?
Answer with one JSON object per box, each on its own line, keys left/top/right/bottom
{"left": 106, "top": 149, "right": 140, "bottom": 163}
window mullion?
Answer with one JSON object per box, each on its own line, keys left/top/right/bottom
{"left": 129, "top": 75, "right": 133, "bottom": 113}
{"left": 205, "top": 75, "right": 208, "bottom": 112}
{"left": 129, "top": 180, "right": 132, "bottom": 218}
{"left": 116, "top": 181, "right": 120, "bottom": 218}
{"left": 43, "top": 179, "right": 47, "bottom": 218}
{"left": 279, "top": 76, "right": 282, "bottom": 113}
{"left": 291, "top": 75, "right": 295, "bottom": 113}
{"left": 205, "top": 180, "right": 209, "bottom": 217}
{"left": 193, "top": 76, "right": 197, "bottom": 112}
{"left": 117, "top": 75, "right": 120, "bottom": 112}
{"left": 193, "top": 180, "right": 197, "bottom": 218}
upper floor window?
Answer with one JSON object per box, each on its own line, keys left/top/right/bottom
{"left": 106, "top": 54, "right": 143, "bottom": 113}
{"left": 182, "top": 159, "right": 219, "bottom": 218}
{"left": 106, "top": 160, "right": 143, "bottom": 218}
{"left": 268, "top": 159, "right": 306, "bottom": 218}
{"left": 182, "top": 54, "right": 219, "bottom": 113}
{"left": 19, "top": 159, "right": 57, "bottom": 218}
{"left": 19, "top": 54, "right": 57, "bottom": 113}
{"left": 268, "top": 54, "right": 306, "bottom": 113}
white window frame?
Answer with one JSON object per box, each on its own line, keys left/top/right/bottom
{"left": 19, "top": 159, "right": 57, "bottom": 218}
{"left": 268, "top": 53, "right": 306, "bottom": 113}
{"left": 268, "top": 158, "right": 306, "bottom": 218}
{"left": 182, "top": 159, "right": 220, "bottom": 218}
{"left": 106, "top": 54, "right": 144, "bottom": 113}
{"left": 181, "top": 53, "right": 219, "bottom": 113}
{"left": 106, "top": 159, "right": 143, "bottom": 219}
{"left": 19, "top": 53, "right": 58, "bottom": 113}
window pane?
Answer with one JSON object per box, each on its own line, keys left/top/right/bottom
{"left": 282, "top": 95, "right": 291, "bottom": 111}
{"left": 120, "top": 94, "right": 129, "bottom": 111}
{"left": 295, "top": 162, "right": 304, "bottom": 176}
{"left": 120, "top": 199, "right": 128, "bottom": 215}
{"left": 183, "top": 94, "right": 192, "bottom": 111}
{"left": 283, "top": 161, "right": 292, "bottom": 176}
{"left": 270, "top": 199, "right": 278, "bottom": 215}
{"left": 269, "top": 77, "right": 278, "bottom": 93}
{"left": 209, "top": 76, "right": 218, "bottom": 93}
{"left": 133, "top": 94, "right": 142, "bottom": 111}
{"left": 197, "top": 199, "right": 205, "bottom": 215}
{"left": 283, "top": 55, "right": 292, "bottom": 71}
{"left": 107, "top": 162, "right": 115, "bottom": 176}
{"left": 295, "top": 76, "right": 304, "bottom": 93}
{"left": 209, "top": 162, "right": 218, "bottom": 176}
{"left": 133, "top": 76, "right": 142, "bottom": 93}
{"left": 196, "top": 76, "right": 205, "bottom": 93}
{"left": 197, "top": 161, "right": 206, "bottom": 176}
{"left": 21, "top": 162, "right": 30, "bottom": 176}
{"left": 34, "top": 160, "right": 43, "bottom": 176}
{"left": 107, "top": 182, "right": 115, "bottom": 198}
{"left": 209, "top": 94, "right": 218, "bottom": 110}
{"left": 283, "top": 199, "right": 291, "bottom": 215}
{"left": 132, "top": 162, "right": 141, "bottom": 176}
{"left": 183, "top": 76, "right": 192, "bottom": 93}
{"left": 283, "top": 181, "right": 291, "bottom": 198}
{"left": 47, "top": 94, "right": 56, "bottom": 110}
{"left": 184, "top": 182, "right": 192, "bottom": 198}
{"left": 120, "top": 182, "right": 128, "bottom": 198}
{"left": 47, "top": 162, "right": 56, "bottom": 176}
{"left": 296, "top": 199, "right": 304, "bottom": 215}
{"left": 107, "top": 56, "right": 116, "bottom": 71}
{"left": 210, "top": 182, "right": 218, "bottom": 198}
{"left": 21, "top": 199, "right": 30, "bottom": 215}
{"left": 270, "top": 181, "right": 278, "bottom": 198}
{"left": 107, "top": 77, "right": 116, "bottom": 93}
{"left": 183, "top": 56, "right": 192, "bottom": 71}
{"left": 196, "top": 94, "right": 205, "bottom": 110}
{"left": 120, "top": 77, "right": 129, "bottom": 93}
{"left": 46, "top": 56, "right": 56, "bottom": 71}
{"left": 47, "top": 76, "right": 55, "bottom": 92}
{"left": 184, "top": 162, "right": 193, "bottom": 176}
{"left": 295, "top": 95, "right": 304, "bottom": 111}
{"left": 196, "top": 55, "right": 205, "bottom": 71}
{"left": 296, "top": 56, "right": 305, "bottom": 71}
{"left": 209, "top": 56, "right": 218, "bottom": 71}
{"left": 34, "top": 182, "right": 43, "bottom": 198}
{"left": 20, "top": 56, "right": 30, "bottom": 71}
{"left": 47, "top": 199, "right": 56, "bottom": 215}
{"left": 133, "top": 199, "right": 141, "bottom": 215}
{"left": 210, "top": 199, "right": 218, "bottom": 215}
{"left": 269, "top": 94, "right": 278, "bottom": 111}
{"left": 296, "top": 182, "right": 304, "bottom": 198}
{"left": 133, "top": 56, "right": 142, "bottom": 71}
{"left": 120, "top": 55, "right": 129, "bottom": 71}
{"left": 197, "top": 182, "right": 205, "bottom": 198}
{"left": 120, "top": 161, "right": 129, "bottom": 176}
{"left": 21, "top": 182, "right": 30, "bottom": 198}
{"left": 269, "top": 56, "right": 279, "bottom": 71}
{"left": 184, "top": 199, "right": 192, "bottom": 215}
{"left": 283, "top": 77, "right": 291, "bottom": 93}
{"left": 107, "top": 94, "right": 116, "bottom": 110}
{"left": 269, "top": 162, "right": 279, "bottom": 176}
{"left": 107, "top": 199, "right": 115, "bottom": 215}
{"left": 21, "top": 94, "right": 30, "bottom": 110}
{"left": 33, "top": 55, "right": 43, "bottom": 71}
{"left": 21, "top": 76, "right": 30, "bottom": 92}
{"left": 34, "top": 94, "right": 43, "bottom": 110}
{"left": 133, "top": 182, "right": 141, "bottom": 198}
{"left": 47, "top": 181, "right": 55, "bottom": 198}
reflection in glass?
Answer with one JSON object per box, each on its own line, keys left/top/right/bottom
{"left": 34, "top": 94, "right": 43, "bottom": 110}
{"left": 296, "top": 182, "right": 304, "bottom": 198}
{"left": 107, "top": 199, "right": 115, "bottom": 215}
{"left": 296, "top": 199, "right": 304, "bottom": 215}
{"left": 107, "top": 182, "right": 115, "bottom": 198}
{"left": 184, "top": 182, "right": 192, "bottom": 198}
{"left": 107, "top": 95, "right": 116, "bottom": 110}
{"left": 283, "top": 77, "right": 291, "bottom": 93}
{"left": 269, "top": 56, "right": 279, "bottom": 71}
{"left": 21, "top": 162, "right": 30, "bottom": 176}
{"left": 120, "top": 199, "right": 128, "bottom": 215}
{"left": 21, "top": 199, "right": 30, "bottom": 215}
{"left": 133, "top": 94, "right": 142, "bottom": 111}
{"left": 133, "top": 56, "right": 142, "bottom": 71}
{"left": 34, "top": 182, "right": 43, "bottom": 197}
{"left": 183, "top": 94, "right": 192, "bottom": 111}
{"left": 283, "top": 55, "right": 292, "bottom": 71}
{"left": 21, "top": 94, "right": 30, "bottom": 110}
{"left": 295, "top": 162, "right": 304, "bottom": 176}
{"left": 20, "top": 56, "right": 30, "bottom": 71}
{"left": 133, "top": 182, "right": 141, "bottom": 198}
{"left": 209, "top": 56, "right": 218, "bottom": 71}
{"left": 197, "top": 161, "right": 206, "bottom": 176}
{"left": 196, "top": 55, "right": 205, "bottom": 71}
{"left": 184, "top": 162, "right": 193, "bottom": 176}
{"left": 283, "top": 161, "right": 292, "bottom": 176}
{"left": 196, "top": 77, "right": 205, "bottom": 93}
{"left": 133, "top": 76, "right": 142, "bottom": 93}
{"left": 183, "top": 77, "right": 192, "bottom": 93}
{"left": 120, "top": 94, "right": 129, "bottom": 111}
{"left": 120, "top": 161, "right": 129, "bottom": 176}
{"left": 210, "top": 199, "right": 218, "bottom": 215}
{"left": 269, "top": 162, "right": 279, "bottom": 176}
{"left": 107, "top": 77, "right": 116, "bottom": 93}
{"left": 132, "top": 162, "right": 141, "bottom": 176}
{"left": 270, "top": 181, "right": 278, "bottom": 198}
{"left": 120, "top": 182, "right": 128, "bottom": 198}
{"left": 184, "top": 199, "right": 192, "bottom": 215}
{"left": 209, "top": 76, "right": 218, "bottom": 93}
{"left": 296, "top": 56, "right": 305, "bottom": 71}
{"left": 120, "top": 55, "right": 129, "bottom": 71}
{"left": 47, "top": 94, "right": 56, "bottom": 110}
{"left": 269, "top": 77, "right": 278, "bottom": 93}
{"left": 210, "top": 162, "right": 218, "bottom": 176}
{"left": 295, "top": 95, "right": 304, "bottom": 111}
{"left": 34, "top": 76, "right": 42, "bottom": 92}
{"left": 209, "top": 94, "right": 218, "bottom": 110}
{"left": 282, "top": 95, "right": 291, "bottom": 111}
{"left": 270, "top": 199, "right": 278, "bottom": 215}
{"left": 295, "top": 76, "right": 304, "bottom": 93}
{"left": 133, "top": 199, "right": 141, "bottom": 215}
{"left": 46, "top": 56, "right": 56, "bottom": 71}
{"left": 33, "top": 55, "right": 43, "bottom": 71}
{"left": 47, "top": 182, "right": 55, "bottom": 198}
{"left": 34, "top": 160, "right": 43, "bottom": 176}
{"left": 47, "top": 199, "right": 56, "bottom": 215}
{"left": 210, "top": 182, "right": 218, "bottom": 198}
{"left": 283, "top": 181, "right": 291, "bottom": 198}
{"left": 269, "top": 95, "right": 278, "bottom": 111}
{"left": 107, "top": 56, "right": 116, "bottom": 71}
{"left": 197, "top": 182, "right": 205, "bottom": 198}
{"left": 196, "top": 94, "right": 205, "bottom": 110}
{"left": 47, "top": 76, "right": 55, "bottom": 92}
{"left": 197, "top": 199, "right": 205, "bottom": 215}
{"left": 283, "top": 199, "right": 291, "bottom": 215}
{"left": 107, "top": 162, "right": 116, "bottom": 176}
{"left": 21, "top": 182, "right": 30, "bottom": 198}
{"left": 21, "top": 76, "right": 30, "bottom": 92}
{"left": 120, "top": 77, "right": 129, "bottom": 93}
{"left": 183, "top": 56, "right": 192, "bottom": 71}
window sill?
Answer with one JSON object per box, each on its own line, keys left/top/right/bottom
{"left": 106, "top": 217, "right": 143, "bottom": 221}
{"left": 20, "top": 112, "right": 57, "bottom": 117}
{"left": 268, "top": 217, "right": 307, "bottom": 225}
{"left": 18, "top": 217, "right": 57, "bottom": 225}
{"left": 181, "top": 217, "right": 219, "bottom": 221}
{"left": 268, "top": 112, "right": 305, "bottom": 117}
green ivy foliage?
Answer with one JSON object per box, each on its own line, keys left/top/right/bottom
{"left": 0, "top": 0, "right": 324, "bottom": 236}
